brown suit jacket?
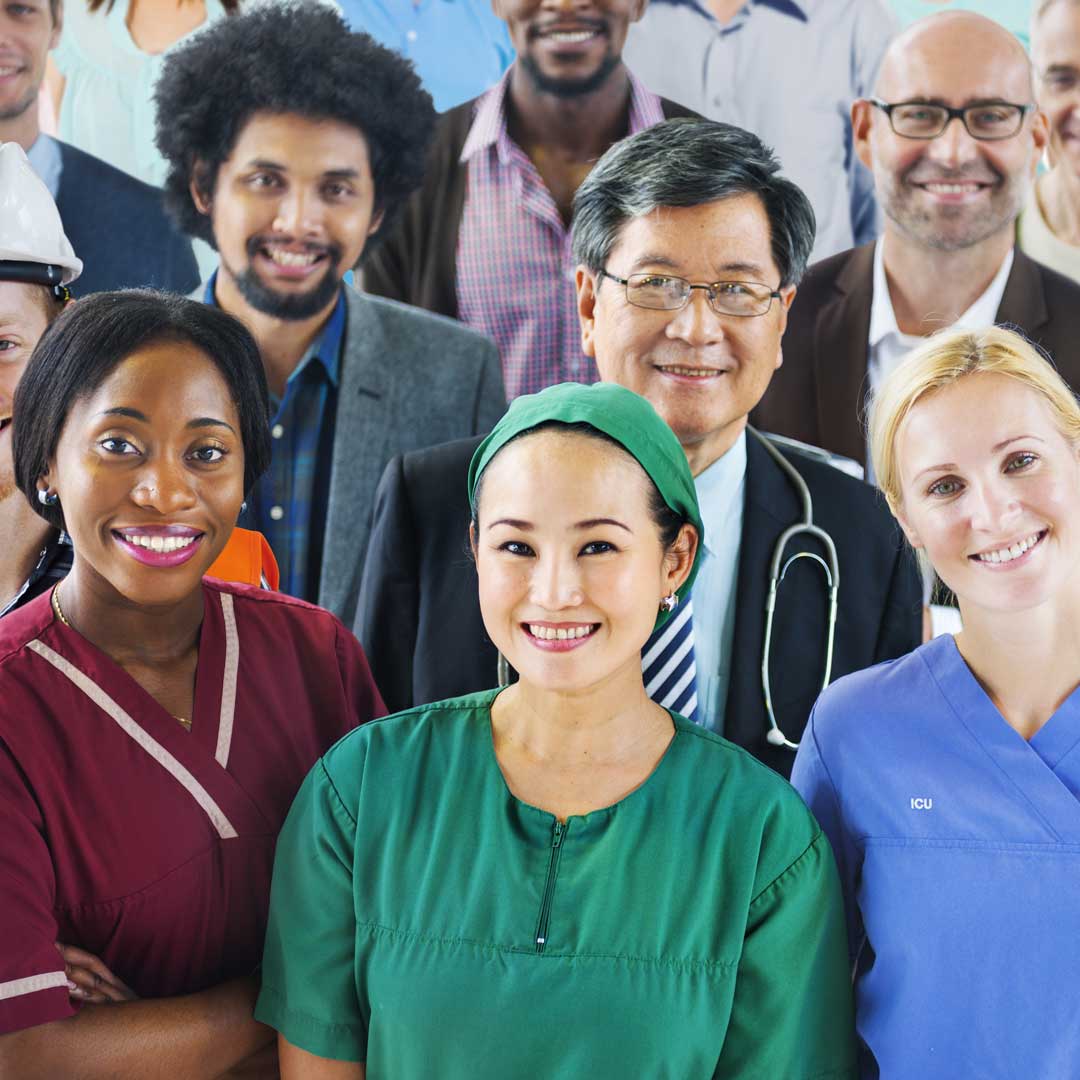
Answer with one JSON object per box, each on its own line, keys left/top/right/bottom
{"left": 752, "top": 242, "right": 1080, "bottom": 462}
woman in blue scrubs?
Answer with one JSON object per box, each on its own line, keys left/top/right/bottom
{"left": 792, "top": 325, "right": 1080, "bottom": 1077}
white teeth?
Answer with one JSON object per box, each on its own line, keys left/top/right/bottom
{"left": 975, "top": 531, "right": 1042, "bottom": 564}
{"left": 924, "top": 183, "right": 980, "bottom": 194}
{"left": 0, "top": 67, "right": 18, "bottom": 77}
{"left": 266, "top": 249, "right": 319, "bottom": 267}
{"left": 125, "top": 534, "right": 196, "bottom": 553}
{"left": 548, "top": 30, "right": 596, "bottom": 42}
{"left": 528, "top": 624, "right": 594, "bottom": 641}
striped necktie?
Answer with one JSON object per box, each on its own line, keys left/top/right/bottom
{"left": 641, "top": 599, "right": 698, "bottom": 724}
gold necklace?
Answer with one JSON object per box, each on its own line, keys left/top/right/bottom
{"left": 52, "top": 585, "right": 191, "bottom": 730}
{"left": 51, "top": 585, "right": 70, "bottom": 627}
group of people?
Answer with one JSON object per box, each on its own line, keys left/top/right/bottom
{"left": 1, "top": 0, "right": 1079, "bottom": 1077}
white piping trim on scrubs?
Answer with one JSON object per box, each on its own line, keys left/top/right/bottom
{"left": 0, "top": 971, "right": 68, "bottom": 1001}
{"left": 27, "top": 640, "right": 239, "bottom": 840}
{"left": 215, "top": 592, "right": 239, "bottom": 769}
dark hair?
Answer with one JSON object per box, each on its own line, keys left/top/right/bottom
{"left": 153, "top": 2, "right": 435, "bottom": 253}
{"left": 572, "top": 117, "right": 817, "bottom": 288}
{"left": 14, "top": 290, "right": 272, "bottom": 529}
{"left": 86, "top": 0, "right": 238, "bottom": 10}
{"left": 470, "top": 422, "right": 685, "bottom": 550}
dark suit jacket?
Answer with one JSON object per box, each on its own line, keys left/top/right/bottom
{"left": 56, "top": 141, "right": 199, "bottom": 296}
{"left": 355, "top": 430, "right": 922, "bottom": 779}
{"left": 752, "top": 242, "right": 1080, "bottom": 462}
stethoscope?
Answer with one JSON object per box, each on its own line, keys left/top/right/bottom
{"left": 750, "top": 428, "right": 840, "bottom": 751}
{"left": 495, "top": 428, "right": 842, "bottom": 752}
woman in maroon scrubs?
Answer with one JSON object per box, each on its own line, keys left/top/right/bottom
{"left": 0, "top": 292, "right": 384, "bottom": 1077}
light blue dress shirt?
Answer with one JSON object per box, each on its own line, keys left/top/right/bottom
{"left": 338, "top": 0, "right": 514, "bottom": 112}
{"left": 623, "top": 0, "right": 897, "bottom": 262}
{"left": 25, "top": 135, "right": 63, "bottom": 201}
{"left": 691, "top": 431, "right": 747, "bottom": 734}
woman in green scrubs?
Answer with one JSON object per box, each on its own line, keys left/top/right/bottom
{"left": 256, "top": 383, "right": 856, "bottom": 1079}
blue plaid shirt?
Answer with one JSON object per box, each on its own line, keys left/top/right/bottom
{"left": 204, "top": 274, "right": 346, "bottom": 601}
{"left": 1, "top": 530, "right": 73, "bottom": 619}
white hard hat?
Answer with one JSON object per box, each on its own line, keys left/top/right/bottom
{"left": 0, "top": 142, "right": 82, "bottom": 286}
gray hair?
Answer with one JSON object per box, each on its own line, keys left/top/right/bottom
{"left": 570, "top": 117, "right": 816, "bottom": 288}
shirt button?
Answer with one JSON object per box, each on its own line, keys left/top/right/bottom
{"left": 269, "top": 505, "right": 284, "bottom": 521}
{"left": 406, "top": 29, "right": 417, "bottom": 42}
{"left": 271, "top": 423, "right": 284, "bottom": 439}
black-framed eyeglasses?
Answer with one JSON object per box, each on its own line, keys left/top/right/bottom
{"left": 869, "top": 97, "right": 1035, "bottom": 141}
{"left": 600, "top": 270, "right": 782, "bottom": 318}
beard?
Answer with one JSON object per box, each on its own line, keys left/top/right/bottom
{"left": 880, "top": 163, "right": 1025, "bottom": 253}
{"left": 0, "top": 82, "right": 36, "bottom": 123}
{"left": 519, "top": 49, "right": 621, "bottom": 99}
{"left": 226, "top": 237, "right": 344, "bottom": 321}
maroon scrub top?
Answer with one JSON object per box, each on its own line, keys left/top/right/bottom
{"left": 0, "top": 579, "right": 385, "bottom": 1034}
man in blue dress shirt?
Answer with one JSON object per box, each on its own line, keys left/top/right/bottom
{"left": 623, "top": 0, "right": 898, "bottom": 263}
{"left": 338, "top": 0, "right": 514, "bottom": 112}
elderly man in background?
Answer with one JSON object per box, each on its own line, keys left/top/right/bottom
{"left": 622, "top": 0, "right": 897, "bottom": 263}
{"left": 0, "top": 0, "right": 197, "bottom": 294}
{"left": 363, "top": 0, "right": 696, "bottom": 400}
{"left": 154, "top": 4, "right": 505, "bottom": 624}
{"left": 1018, "top": 0, "right": 1080, "bottom": 284}
{"left": 755, "top": 11, "right": 1080, "bottom": 467}
{"left": 357, "top": 118, "right": 922, "bottom": 779}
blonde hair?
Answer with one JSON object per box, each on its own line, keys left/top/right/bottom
{"left": 869, "top": 325, "right": 1080, "bottom": 512}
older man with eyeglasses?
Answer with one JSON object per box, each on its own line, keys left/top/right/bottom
{"left": 754, "top": 10, "right": 1080, "bottom": 468}
{"left": 355, "top": 118, "right": 923, "bottom": 779}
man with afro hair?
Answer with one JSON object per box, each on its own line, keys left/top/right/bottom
{"left": 154, "top": 2, "right": 505, "bottom": 624}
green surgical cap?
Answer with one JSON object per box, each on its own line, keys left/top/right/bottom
{"left": 467, "top": 382, "right": 704, "bottom": 629}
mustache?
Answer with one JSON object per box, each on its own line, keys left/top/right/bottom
{"left": 245, "top": 235, "right": 341, "bottom": 261}
{"left": 903, "top": 163, "right": 1002, "bottom": 186}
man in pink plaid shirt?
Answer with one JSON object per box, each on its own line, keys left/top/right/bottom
{"left": 364, "top": 0, "right": 695, "bottom": 399}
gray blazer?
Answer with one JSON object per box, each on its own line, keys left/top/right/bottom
{"left": 192, "top": 281, "right": 506, "bottom": 623}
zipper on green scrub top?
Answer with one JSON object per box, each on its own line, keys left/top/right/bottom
{"left": 534, "top": 820, "right": 565, "bottom": 954}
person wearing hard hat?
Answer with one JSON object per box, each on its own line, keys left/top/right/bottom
{"left": 0, "top": 141, "right": 80, "bottom": 617}
{"left": 0, "top": 142, "right": 280, "bottom": 617}
{"left": 0, "top": 0, "right": 198, "bottom": 294}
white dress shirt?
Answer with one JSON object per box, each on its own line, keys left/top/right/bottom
{"left": 867, "top": 237, "right": 1014, "bottom": 397}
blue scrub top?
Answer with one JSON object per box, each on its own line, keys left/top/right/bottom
{"left": 339, "top": 0, "right": 514, "bottom": 112}
{"left": 792, "top": 634, "right": 1080, "bottom": 1077}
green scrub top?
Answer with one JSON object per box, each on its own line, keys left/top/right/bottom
{"left": 256, "top": 691, "right": 856, "bottom": 1078}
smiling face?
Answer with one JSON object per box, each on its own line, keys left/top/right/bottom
{"left": 495, "top": 0, "right": 644, "bottom": 97}
{"left": 577, "top": 194, "right": 794, "bottom": 474}
{"left": 195, "top": 111, "right": 383, "bottom": 321}
{"left": 855, "top": 15, "right": 1046, "bottom": 252}
{"left": 44, "top": 340, "right": 246, "bottom": 608}
{"left": 0, "top": 281, "right": 50, "bottom": 502}
{"left": 474, "top": 429, "right": 694, "bottom": 695}
{"left": 0, "top": 0, "right": 58, "bottom": 128}
{"left": 1033, "top": 1, "right": 1080, "bottom": 179}
{"left": 894, "top": 372, "right": 1080, "bottom": 615}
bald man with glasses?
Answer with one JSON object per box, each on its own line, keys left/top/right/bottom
{"left": 754, "top": 10, "right": 1080, "bottom": 468}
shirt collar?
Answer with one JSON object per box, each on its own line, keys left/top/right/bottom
{"left": 459, "top": 66, "right": 666, "bottom": 166}
{"left": 692, "top": 431, "right": 748, "bottom": 557}
{"left": 25, "top": 134, "right": 63, "bottom": 201}
{"left": 868, "top": 238, "right": 1016, "bottom": 348}
{"left": 662, "top": 0, "right": 809, "bottom": 22}
{"left": 203, "top": 269, "right": 346, "bottom": 388}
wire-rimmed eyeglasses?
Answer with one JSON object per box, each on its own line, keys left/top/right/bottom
{"left": 600, "top": 270, "right": 782, "bottom": 318}
{"left": 869, "top": 97, "right": 1035, "bottom": 141}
